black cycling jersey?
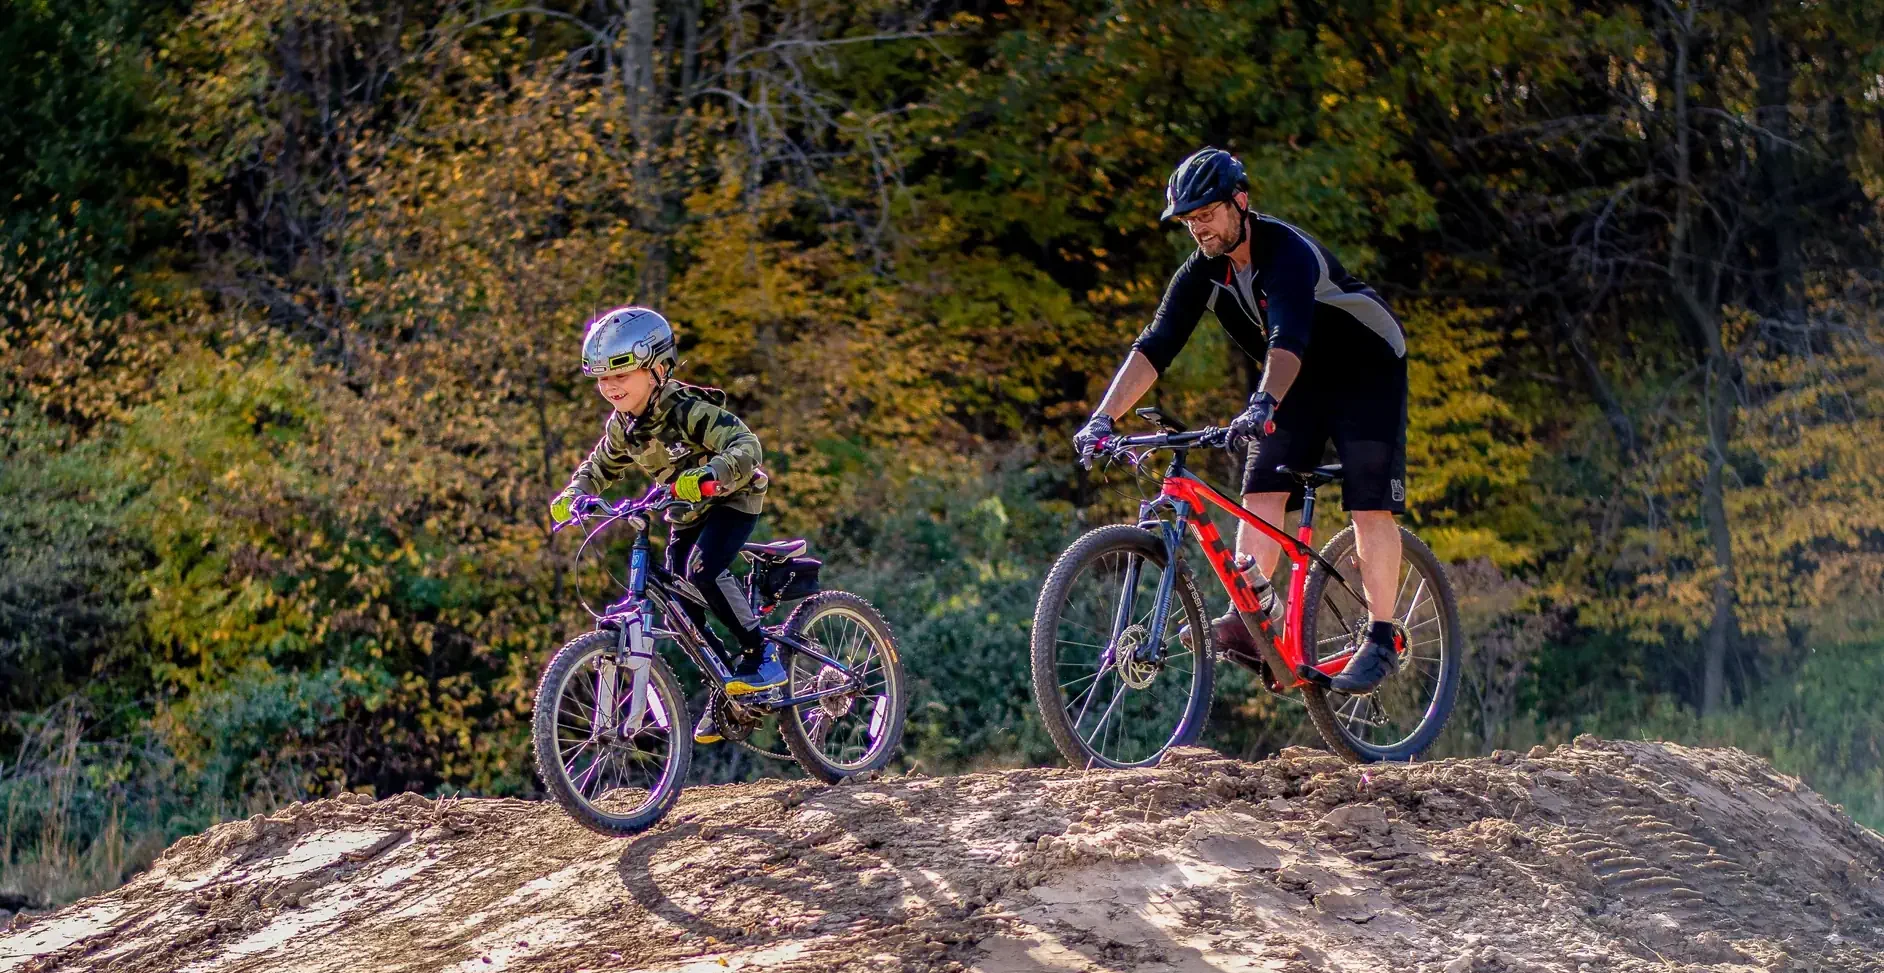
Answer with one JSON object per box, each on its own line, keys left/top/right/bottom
{"left": 1132, "top": 215, "right": 1404, "bottom": 373}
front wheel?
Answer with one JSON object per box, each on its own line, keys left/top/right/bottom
{"left": 1299, "top": 525, "right": 1463, "bottom": 762}
{"left": 532, "top": 630, "right": 691, "bottom": 836}
{"left": 778, "top": 591, "right": 907, "bottom": 783}
{"left": 1030, "top": 524, "right": 1214, "bottom": 769}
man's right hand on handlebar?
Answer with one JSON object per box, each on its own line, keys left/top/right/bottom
{"left": 1073, "top": 413, "right": 1115, "bottom": 469}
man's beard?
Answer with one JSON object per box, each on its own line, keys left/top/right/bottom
{"left": 1197, "top": 233, "right": 1227, "bottom": 257}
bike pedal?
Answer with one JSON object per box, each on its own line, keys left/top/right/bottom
{"left": 1295, "top": 664, "right": 1334, "bottom": 689}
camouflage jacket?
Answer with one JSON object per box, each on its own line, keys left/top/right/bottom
{"left": 565, "top": 381, "right": 767, "bottom": 523}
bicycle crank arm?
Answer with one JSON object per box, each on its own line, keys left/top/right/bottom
{"left": 1294, "top": 665, "right": 1333, "bottom": 689}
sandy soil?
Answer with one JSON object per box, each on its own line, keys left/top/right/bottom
{"left": 4, "top": 737, "right": 1881, "bottom": 972}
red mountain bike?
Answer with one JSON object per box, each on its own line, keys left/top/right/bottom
{"left": 1031, "top": 408, "right": 1461, "bottom": 767}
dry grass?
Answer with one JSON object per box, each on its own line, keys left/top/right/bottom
{"left": 1, "top": 700, "right": 176, "bottom": 914}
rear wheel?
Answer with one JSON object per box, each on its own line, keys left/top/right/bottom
{"left": 1299, "top": 525, "right": 1462, "bottom": 762}
{"left": 778, "top": 592, "right": 907, "bottom": 783}
{"left": 532, "top": 630, "right": 691, "bottom": 836}
{"left": 1030, "top": 524, "right": 1214, "bottom": 768}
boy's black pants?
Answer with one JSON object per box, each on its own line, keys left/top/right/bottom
{"left": 666, "top": 506, "right": 764, "bottom": 656}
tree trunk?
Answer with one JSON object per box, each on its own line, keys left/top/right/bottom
{"left": 1700, "top": 346, "right": 1738, "bottom": 714}
{"left": 1663, "top": 0, "right": 1742, "bottom": 714}
{"left": 1748, "top": 0, "right": 1804, "bottom": 328}
{"left": 623, "top": 0, "right": 668, "bottom": 304}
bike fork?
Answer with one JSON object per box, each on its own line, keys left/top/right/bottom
{"left": 1130, "top": 500, "right": 1190, "bottom": 663}
{"left": 597, "top": 533, "right": 663, "bottom": 737}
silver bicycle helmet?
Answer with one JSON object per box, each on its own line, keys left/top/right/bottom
{"left": 580, "top": 306, "right": 678, "bottom": 377}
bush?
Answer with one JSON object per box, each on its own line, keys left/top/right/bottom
{"left": 1557, "top": 635, "right": 1884, "bottom": 830}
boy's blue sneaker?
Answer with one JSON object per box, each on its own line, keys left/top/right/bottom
{"left": 724, "top": 643, "right": 788, "bottom": 696}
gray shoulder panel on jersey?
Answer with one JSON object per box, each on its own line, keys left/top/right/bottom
{"left": 1277, "top": 220, "right": 1407, "bottom": 358}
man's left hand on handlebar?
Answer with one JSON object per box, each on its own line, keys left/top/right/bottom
{"left": 1229, "top": 392, "right": 1279, "bottom": 445}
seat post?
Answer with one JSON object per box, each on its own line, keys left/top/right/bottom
{"left": 1298, "top": 486, "right": 1318, "bottom": 533}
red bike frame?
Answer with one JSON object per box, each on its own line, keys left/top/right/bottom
{"left": 1107, "top": 418, "right": 1364, "bottom": 688}
{"left": 1162, "top": 472, "right": 1361, "bottom": 685}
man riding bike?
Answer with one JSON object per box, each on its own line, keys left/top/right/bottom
{"left": 1073, "top": 147, "right": 1409, "bottom": 694}
{"left": 549, "top": 306, "right": 784, "bottom": 744}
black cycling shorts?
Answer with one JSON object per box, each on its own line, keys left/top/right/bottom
{"left": 1241, "top": 349, "right": 1407, "bottom": 513}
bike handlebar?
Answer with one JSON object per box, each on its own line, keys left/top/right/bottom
{"left": 551, "top": 483, "right": 698, "bottom": 534}
{"left": 1089, "top": 424, "right": 1240, "bottom": 468}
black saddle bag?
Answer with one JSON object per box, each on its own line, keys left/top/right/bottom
{"left": 758, "top": 557, "right": 822, "bottom": 603}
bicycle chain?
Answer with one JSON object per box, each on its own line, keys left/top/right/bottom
{"left": 713, "top": 694, "right": 795, "bottom": 761}
{"left": 732, "top": 737, "right": 795, "bottom": 761}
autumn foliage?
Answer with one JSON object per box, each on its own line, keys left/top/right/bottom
{"left": 2, "top": 0, "right": 1881, "bottom": 905}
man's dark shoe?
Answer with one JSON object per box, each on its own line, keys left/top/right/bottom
{"left": 1329, "top": 622, "right": 1401, "bottom": 694}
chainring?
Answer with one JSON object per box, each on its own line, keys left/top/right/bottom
{"left": 713, "top": 693, "right": 763, "bottom": 743}
{"left": 710, "top": 694, "right": 796, "bottom": 760}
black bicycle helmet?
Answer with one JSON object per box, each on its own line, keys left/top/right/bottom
{"left": 1160, "top": 147, "right": 1249, "bottom": 220}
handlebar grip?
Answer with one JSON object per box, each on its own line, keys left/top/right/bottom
{"left": 698, "top": 479, "right": 720, "bottom": 498}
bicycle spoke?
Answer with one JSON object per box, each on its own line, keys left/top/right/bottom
{"left": 1082, "top": 679, "right": 1129, "bottom": 749}
{"left": 559, "top": 735, "right": 598, "bottom": 763}
{"left": 553, "top": 739, "right": 599, "bottom": 769}
{"left": 556, "top": 719, "right": 596, "bottom": 741}
{"left": 1060, "top": 617, "right": 1113, "bottom": 640}
{"left": 1400, "top": 577, "right": 1428, "bottom": 624}
{"left": 569, "top": 751, "right": 606, "bottom": 795}
{"left": 1069, "top": 662, "right": 1111, "bottom": 727}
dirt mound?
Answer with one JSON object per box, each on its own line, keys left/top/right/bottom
{"left": 4, "top": 738, "right": 1881, "bottom": 972}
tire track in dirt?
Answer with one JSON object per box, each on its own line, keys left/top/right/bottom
{"left": 3, "top": 738, "right": 1881, "bottom": 973}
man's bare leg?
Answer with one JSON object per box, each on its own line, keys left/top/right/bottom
{"left": 1235, "top": 492, "right": 1291, "bottom": 581}
{"left": 1350, "top": 510, "right": 1403, "bottom": 623}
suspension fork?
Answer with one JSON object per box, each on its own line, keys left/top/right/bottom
{"left": 1129, "top": 497, "right": 1191, "bottom": 664}
{"left": 596, "top": 530, "right": 663, "bottom": 735}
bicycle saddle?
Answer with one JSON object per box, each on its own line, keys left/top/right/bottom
{"left": 742, "top": 538, "right": 808, "bottom": 560}
{"left": 1278, "top": 463, "right": 1344, "bottom": 486}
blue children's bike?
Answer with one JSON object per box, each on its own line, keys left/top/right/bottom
{"left": 533, "top": 484, "right": 906, "bottom": 836}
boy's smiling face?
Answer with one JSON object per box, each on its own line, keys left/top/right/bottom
{"left": 596, "top": 368, "right": 659, "bottom": 415}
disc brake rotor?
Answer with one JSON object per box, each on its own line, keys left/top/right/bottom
{"left": 1115, "top": 623, "right": 1159, "bottom": 690}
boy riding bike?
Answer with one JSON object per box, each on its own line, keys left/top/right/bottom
{"left": 1073, "top": 147, "right": 1409, "bottom": 695}
{"left": 549, "top": 306, "right": 781, "bottom": 744}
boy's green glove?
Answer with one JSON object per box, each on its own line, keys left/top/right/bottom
{"left": 550, "top": 487, "right": 580, "bottom": 524}
{"left": 673, "top": 467, "right": 715, "bottom": 503}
